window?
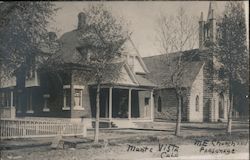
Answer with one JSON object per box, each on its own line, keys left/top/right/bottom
{"left": 4, "top": 92, "right": 11, "bottom": 107}
{"left": 63, "top": 85, "right": 85, "bottom": 110}
{"left": 74, "top": 89, "right": 82, "bottom": 108}
{"left": 218, "top": 68, "right": 225, "bottom": 79}
{"left": 128, "top": 56, "right": 134, "bottom": 70}
{"left": 195, "top": 95, "right": 199, "bottom": 112}
{"left": 26, "top": 89, "right": 34, "bottom": 113}
{"left": 218, "top": 93, "right": 224, "bottom": 118}
{"left": 0, "top": 91, "right": 16, "bottom": 108}
{"left": 158, "top": 97, "right": 162, "bottom": 112}
{"left": 144, "top": 97, "right": 150, "bottom": 106}
{"left": 63, "top": 89, "right": 71, "bottom": 110}
{"left": 26, "top": 67, "right": 36, "bottom": 80}
{"left": 43, "top": 94, "right": 50, "bottom": 112}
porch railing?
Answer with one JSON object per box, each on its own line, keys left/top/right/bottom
{"left": 0, "top": 118, "right": 87, "bottom": 139}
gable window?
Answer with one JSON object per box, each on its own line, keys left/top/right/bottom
{"left": 128, "top": 55, "right": 135, "bottom": 70}
{"left": 195, "top": 95, "right": 199, "bottom": 112}
{"left": 158, "top": 96, "right": 162, "bottom": 112}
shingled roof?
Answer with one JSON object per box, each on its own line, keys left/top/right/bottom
{"left": 143, "top": 49, "right": 205, "bottom": 88}
{"left": 49, "top": 29, "right": 85, "bottom": 65}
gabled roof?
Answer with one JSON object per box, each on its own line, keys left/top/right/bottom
{"left": 49, "top": 23, "right": 156, "bottom": 88}
{"left": 143, "top": 49, "right": 205, "bottom": 88}
{"left": 123, "top": 38, "right": 150, "bottom": 74}
{"left": 100, "top": 61, "right": 156, "bottom": 88}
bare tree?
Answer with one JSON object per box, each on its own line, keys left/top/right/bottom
{"left": 78, "top": 4, "right": 129, "bottom": 143}
{"left": 214, "top": 1, "right": 248, "bottom": 134}
{"left": 156, "top": 7, "right": 198, "bottom": 136}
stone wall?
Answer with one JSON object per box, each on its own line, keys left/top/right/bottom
{"left": 188, "top": 64, "right": 204, "bottom": 122}
{"left": 154, "top": 88, "right": 188, "bottom": 121}
{"left": 200, "top": 52, "right": 214, "bottom": 122}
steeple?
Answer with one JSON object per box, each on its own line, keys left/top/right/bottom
{"left": 199, "top": 12, "right": 204, "bottom": 22}
{"left": 207, "top": 1, "right": 218, "bottom": 20}
{"left": 199, "top": 1, "right": 218, "bottom": 49}
{"left": 199, "top": 12, "right": 205, "bottom": 49}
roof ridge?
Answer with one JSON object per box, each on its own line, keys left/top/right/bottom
{"left": 143, "top": 48, "right": 199, "bottom": 59}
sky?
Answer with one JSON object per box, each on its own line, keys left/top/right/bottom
{"left": 48, "top": 1, "right": 248, "bottom": 57}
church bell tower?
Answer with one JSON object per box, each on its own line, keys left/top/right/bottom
{"left": 199, "top": 2, "right": 218, "bottom": 49}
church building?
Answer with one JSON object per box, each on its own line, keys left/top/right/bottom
{"left": 143, "top": 2, "right": 230, "bottom": 122}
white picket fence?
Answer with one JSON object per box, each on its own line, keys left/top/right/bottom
{"left": 0, "top": 118, "right": 87, "bottom": 139}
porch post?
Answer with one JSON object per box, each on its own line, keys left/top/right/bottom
{"left": 17, "top": 89, "right": 22, "bottom": 113}
{"left": 128, "top": 89, "right": 132, "bottom": 120}
{"left": 10, "top": 90, "right": 14, "bottom": 107}
{"left": 150, "top": 90, "right": 154, "bottom": 121}
{"left": 109, "top": 87, "right": 112, "bottom": 120}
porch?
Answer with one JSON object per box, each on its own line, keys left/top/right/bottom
{"left": 90, "top": 86, "right": 154, "bottom": 124}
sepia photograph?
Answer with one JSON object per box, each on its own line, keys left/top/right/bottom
{"left": 0, "top": 1, "right": 249, "bottom": 160}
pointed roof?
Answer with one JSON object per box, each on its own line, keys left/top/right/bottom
{"left": 199, "top": 12, "right": 204, "bottom": 22}
{"left": 207, "top": 1, "right": 218, "bottom": 20}
{"left": 123, "top": 37, "right": 150, "bottom": 74}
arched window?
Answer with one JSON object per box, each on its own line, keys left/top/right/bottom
{"left": 157, "top": 97, "right": 162, "bottom": 112}
{"left": 219, "top": 93, "right": 224, "bottom": 118}
{"left": 195, "top": 95, "right": 199, "bottom": 112}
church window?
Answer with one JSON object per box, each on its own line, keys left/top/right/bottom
{"left": 158, "top": 96, "right": 162, "bottom": 112}
{"left": 218, "top": 93, "right": 224, "bottom": 118}
{"left": 195, "top": 95, "right": 199, "bottom": 112}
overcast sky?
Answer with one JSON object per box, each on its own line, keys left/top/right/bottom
{"left": 48, "top": 1, "right": 248, "bottom": 57}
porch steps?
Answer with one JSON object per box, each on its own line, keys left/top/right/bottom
{"left": 111, "top": 119, "right": 137, "bottom": 128}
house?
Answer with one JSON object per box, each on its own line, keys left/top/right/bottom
{"left": 0, "top": 12, "right": 156, "bottom": 128}
{"left": 143, "top": 2, "right": 230, "bottom": 122}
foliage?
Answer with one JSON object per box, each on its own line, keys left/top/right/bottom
{"left": 215, "top": 1, "right": 248, "bottom": 83}
{"left": 0, "top": 2, "right": 58, "bottom": 75}
{"left": 79, "top": 4, "right": 129, "bottom": 84}
{"left": 77, "top": 4, "right": 130, "bottom": 143}
{"left": 214, "top": 1, "right": 248, "bottom": 134}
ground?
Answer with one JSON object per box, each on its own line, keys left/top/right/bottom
{"left": 0, "top": 121, "right": 249, "bottom": 160}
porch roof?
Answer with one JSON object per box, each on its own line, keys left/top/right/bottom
{"left": 134, "top": 75, "right": 157, "bottom": 87}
